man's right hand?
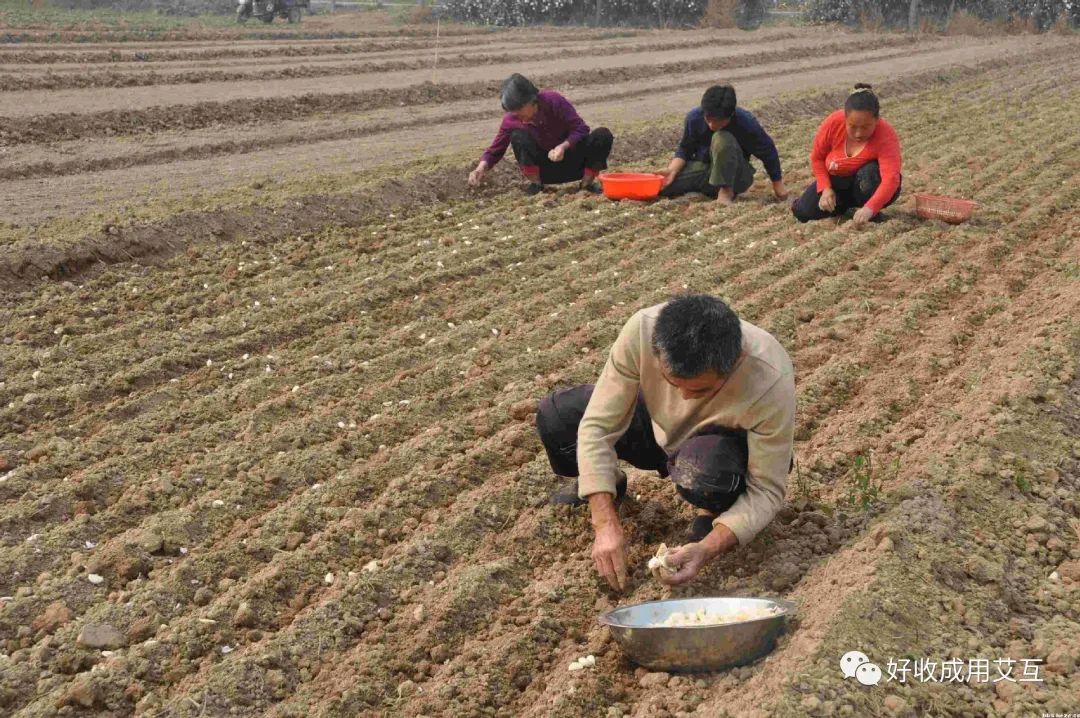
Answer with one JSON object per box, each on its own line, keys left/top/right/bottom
{"left": 818, "top": 187, "right": 837, "bottom": 212}
{"left": 589, "top": 493, "right": 628, "bottom": 591}
{"left": 468, "top": 163, "right": 488, "bottom": 187}
{"left": 660, "top": 170, "right": 677, "bottom": 189}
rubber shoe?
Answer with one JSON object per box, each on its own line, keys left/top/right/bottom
{"left": 549, "top": 474, "right": 627, "bottom": 507}
{"left": 524, "top": 182, "right": 543, "bottom": 196}
{"left": 687, "top": 515, "right": 715, "bottom": 543}
{"left": 582, "top": 182, "right": 602, "bottom": 195}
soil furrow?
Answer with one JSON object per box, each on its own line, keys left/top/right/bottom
{"left": 0, "top": 36, "right": 923, "bottom": 139}
{"left": 0, "top": 31, "right": 802, "bottom": 91}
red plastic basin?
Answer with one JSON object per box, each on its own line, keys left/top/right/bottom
{"left": 599, "top": 172, "right": 664, "bottom": 201}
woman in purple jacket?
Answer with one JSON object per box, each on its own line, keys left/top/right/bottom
{"left": 468, "top": 74, "right": 613, "bottom": 195}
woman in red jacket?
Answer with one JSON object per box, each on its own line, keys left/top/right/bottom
{"left": 792, "top": 84, "right": 902, "bottom": 227}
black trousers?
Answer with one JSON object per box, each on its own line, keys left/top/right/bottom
{"left": 792, "top": 161, "right": 901, "bottom": 222}
{"left": 535, "top": 384, "right": 749, "bottom": 515}
{"left": 509, "top": 128, "right": 613, "bottom": 185}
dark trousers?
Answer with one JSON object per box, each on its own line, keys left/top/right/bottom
{"left": 792, "top": 161, "right": 901, "bottom": 222}
{"left": 660, "top": 130, "right": 755, "bottom": 199}
{"left": 535, "top": 384, "right": 749, "bottom": 515}
{"left": 509, "top": 127, "right": 613, "bottom": 185}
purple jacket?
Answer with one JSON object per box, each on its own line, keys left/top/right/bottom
{"left": 479, "top": 89, "right": 590, "bottom": 168}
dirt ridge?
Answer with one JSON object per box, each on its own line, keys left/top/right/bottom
{"left": 0, "top": 36, "right": 923, "bottom": 146}
{"left": 0, "top": 32, "right": 801, "bottom": 91}
{"left": 0, "top": 28, "right": 640, "bottom": 64}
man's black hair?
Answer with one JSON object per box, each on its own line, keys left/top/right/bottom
{"left": 701, "top": 84, "right": 737, "bottom": 122}
{"left": 501, "top": 73, "right": 540, "bottom": 112}
{"left": 844, "top": 83, "right": 880, "bottom": 117}
{"left": 652, "top": 294, "right": 743, "bottom": 378}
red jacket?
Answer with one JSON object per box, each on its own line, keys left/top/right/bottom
{"left": 811, "top": 109, "right": 901, "bottom": 214}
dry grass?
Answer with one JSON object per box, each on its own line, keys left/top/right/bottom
{"left": 856, "top": 8, "right": 887, "bottom": 33}
{"left": 950, "top": 10, "right": 1049, "bottom": 36}
{"left": 407, "top": 4, "right": 438, "bottom": 24}
{"left": 700, "top": 0, "right": 737, "bottom": 28}
{"left": 1049, "top": 13, "right": 1074, "bottom": 33}
{"left": 945, "top": 10, "right": 996, "bottom": 36}
{"left": 1002, "top": 13, "right": 1040, "bottom": 33}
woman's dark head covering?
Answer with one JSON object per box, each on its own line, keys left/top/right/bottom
{"left": 501, "top": 73, "right": 540, "bottom": 112}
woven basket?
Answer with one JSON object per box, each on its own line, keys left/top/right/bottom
{"left": 915, "top": 193, "right": 977, "bottom": 224}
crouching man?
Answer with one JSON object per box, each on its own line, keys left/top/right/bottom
{"left": 536, "top": 294, "right": 795, "bottom": 590}
{"left": 659, "top": 84, "right": 787, "bottom": 205}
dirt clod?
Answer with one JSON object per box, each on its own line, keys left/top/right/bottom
{"left": 639, "top": 672, "right": 669, "bottom": 688}
{"left": 509, "top": 399, "right": 537, "bottom": 421}
{"left": 126, "top": 616, "right": 158, "bottom": 644}
{"left": 283, "top": 531, "right": 305, "bottom": 551}
{"left": 57, "top": 680, "right": 97, "bottom": 708}
{"left": 1025, "top": 515, "right": 1049, "bottom": 532}
{"left": 32, "top": 602, "right": 73, "bottom": 634}
{"left": 1045, "top": 647, "right": 1077, "bottom": 675}
{"left": 76, "top": 624, "right": 126, "bottom": 650}
{"left": 1057, "top": 560, "right": 1080, "bottom": 582}
{"left": 136, "top": 532, "right": 164, "bottom": 554}
{"left": 883, "top": 695, "right": 907, "bottom": 714}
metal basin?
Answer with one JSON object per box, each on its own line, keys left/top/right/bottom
{"left": 599, "top": 597, "right": 795, "bottom": 672}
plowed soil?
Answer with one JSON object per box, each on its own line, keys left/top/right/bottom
{"left": 1, "top": 14, "right": 1078, "bottom": 718}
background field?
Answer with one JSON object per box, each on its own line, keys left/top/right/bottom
{"left": 1, "top": 9, "right": 1079, "bottom": 718}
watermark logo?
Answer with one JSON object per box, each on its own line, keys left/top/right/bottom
{"left": 840, "top": 651, "right": 872, "bottom": 679}
{"left": 840, "top": 651, "right": 1044, "bottom": 686}
{"left": 840, "top": 651, "right": 882, "bottom": 685}
{"left": 856, "top": 662, "right": 883, "bottom": 686}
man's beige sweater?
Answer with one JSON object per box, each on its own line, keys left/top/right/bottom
{"left": 577, "top": 304, "right": 796, "bottom": 546}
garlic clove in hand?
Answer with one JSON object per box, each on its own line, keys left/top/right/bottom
{"left": 647, "top": 543, "right": 676, "bottom": 580}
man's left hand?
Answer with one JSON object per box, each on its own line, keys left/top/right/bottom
{"left": 548, "top": 144, "right": 567, "bottom": 162}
